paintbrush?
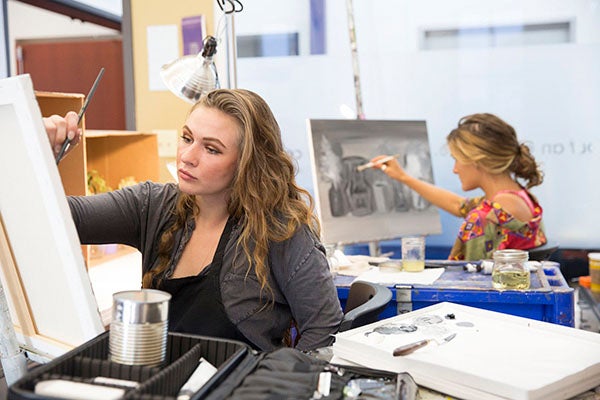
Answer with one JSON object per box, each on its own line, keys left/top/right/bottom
{"left": 55, "top": 67, "right": 105, "bottom": 164}
{"left": 393, "top": 333, "right": 457, "bottom": 356}
{"left": 356, "top": 153, "right": 401, "bottom": 172}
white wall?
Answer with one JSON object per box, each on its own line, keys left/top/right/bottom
{"left": 234, "top": 0, "right": 355, "bottom": 186}
{"left": 233, "top": 0, "right": 310, "bottom": 54}
{"left": 5, "top": 0, "right": 600, "bottom": 249}
{"left": 235, "top": 0, "right": 600, "bottom": 249}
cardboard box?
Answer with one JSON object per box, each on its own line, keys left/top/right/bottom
{"left": 85, "top": 130, "right": 159, "bottom": 191}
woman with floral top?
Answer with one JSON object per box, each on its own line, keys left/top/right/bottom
{"left": 367, "top": 113, "right": 546, "bottom": 260}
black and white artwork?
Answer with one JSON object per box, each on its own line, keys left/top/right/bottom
{"left": 307, "top": 119, "right": 442, "bottom": 245}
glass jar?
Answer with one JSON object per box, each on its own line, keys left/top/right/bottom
{"left": 401, "top": 236, "right": 425, "bottom": 272}
{"left": 491, "top": 249, "right": 530, "bottom": 290}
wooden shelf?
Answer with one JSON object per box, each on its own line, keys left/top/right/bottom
{"left": 85, "top": 130, "right": 159, "bottom": 192}
{"left": 35, "top": 92, "right": 159, "bottom": 268}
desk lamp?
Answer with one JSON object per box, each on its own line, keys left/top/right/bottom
{"left": 160, "top": 36, "right": 220, "bottom": 103}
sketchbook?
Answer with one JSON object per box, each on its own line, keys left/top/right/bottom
{"left": 332, "top": 302, "right": 600, "bottom": 400}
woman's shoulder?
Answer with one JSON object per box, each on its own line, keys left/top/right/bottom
{"left": 270, "top": 223, "right": 322, "bottom": 251}
{"left": 125, "top": 181, "right": 178, "bottom": 199}
{"left": 492, "top": 188, "right": 540, "bottom": 221}
{"left": 268, "top": 224, "right": 325, "bottom": 268}
{"left": 137, "top": 180, "right": 177, "bottom": 192}
{"left": 114, "top": 181, "right": 180, "bottom": 215}
{"left": 459, "top": 195, "right": 486, "bottom": 216}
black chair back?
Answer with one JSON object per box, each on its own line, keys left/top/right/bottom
{"left": 527, "top": 241, "right": 559, "bottom": 261}
{"left": 339, "top": 281, "right": 392, "bottom": 332}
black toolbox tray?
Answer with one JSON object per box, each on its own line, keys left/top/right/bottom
{"left": 8, "top": 331, "right": 252, "bottom": 400}
{"left": 9, "top": 332, "right": 417, "bottom": 399}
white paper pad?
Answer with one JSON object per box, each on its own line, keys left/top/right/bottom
{"left": 353, "top": 267, "right": 445, "bottom": 285}
{"left": 333, "top": 302, "right": 600, "bottom": 400}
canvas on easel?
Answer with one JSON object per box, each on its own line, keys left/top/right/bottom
{"left": 0, "top": 74, "right": 104, "bottom": 361}
{"left": 307, "top": 119, "right": 442, "bottom": 245}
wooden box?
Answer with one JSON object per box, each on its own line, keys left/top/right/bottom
{"left": 35, "top": 92, "right": 159, "bottom": 267}
{"left": 85, "top": 130, "right": 159, "bottom": 191}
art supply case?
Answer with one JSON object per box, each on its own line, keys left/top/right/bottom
{"left": 8, "top": 331, "right": 418, "bottom": 399}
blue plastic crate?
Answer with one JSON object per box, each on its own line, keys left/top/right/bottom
{"left": 335, "top": 261, "right": 575, "bottom": 327}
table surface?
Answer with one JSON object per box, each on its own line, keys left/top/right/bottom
{"left": 334, "top": 261, "right": 569, "bottom": 291}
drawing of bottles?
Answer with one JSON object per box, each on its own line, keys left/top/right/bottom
{"left": 329, "top": 182, "right": 351, "bottom": 217}
{"left": 372, "top": 173, "right": 394, "bottom": 213}
{"left": 393, "top": 181, "right": 410, "bottom": 212}
{"left": 317, "top": 136, "right": 350, "bottom": 217}
{"left": 343, "top": 156, "right": 375, "bottom": 217}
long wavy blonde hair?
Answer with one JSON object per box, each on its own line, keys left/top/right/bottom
{"left": 142, "top": 89, "right": 321, "bottom": 293}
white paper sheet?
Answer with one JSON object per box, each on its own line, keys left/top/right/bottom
{"left": 353, "top": 266, "right": 445, "bottom": 285}
{"left": 147, "top": 25, "right": 179, "bottom": 91}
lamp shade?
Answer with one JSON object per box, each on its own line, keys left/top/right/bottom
{"left": 160, "top": 36, "right": 219, "bottom": 104}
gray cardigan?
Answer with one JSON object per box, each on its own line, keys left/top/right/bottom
{"left": 68, "top": 182, "right": 343, "bottom": 351}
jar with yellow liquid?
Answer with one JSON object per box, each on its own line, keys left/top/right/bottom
{"left": 401, "top": 236, "right": 425, "bottom": 272}
{"left": 588, "top": 253, "right": 600, "bottom": 292}
{"left": 491, "top": 249, "right": 530, "bottom": 290}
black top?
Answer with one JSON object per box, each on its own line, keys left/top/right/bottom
{"left": 159, "top": 217, "right": 251, "bottom": 346}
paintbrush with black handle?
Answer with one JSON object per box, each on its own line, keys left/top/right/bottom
{"left": 55, "top": 67, "right": 104, "bottom": 164}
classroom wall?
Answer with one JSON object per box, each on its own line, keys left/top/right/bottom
{"left": 4, "top": 0, "right": 600, "bottom": 251}
{"left": 233, "top": 0, "right": 600, "bottom": 249}
{"left": 128, "top": 0, "right": 214, "bottom": 132}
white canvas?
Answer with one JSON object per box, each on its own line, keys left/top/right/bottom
{"left": 0, "top": 74, "right": 104, "bottom": 360}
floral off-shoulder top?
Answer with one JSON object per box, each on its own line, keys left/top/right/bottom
{"left": 449, "top": 189, "right": 546, "bottom": 261}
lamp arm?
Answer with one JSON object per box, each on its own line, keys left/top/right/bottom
{"left": 210, "top": 62, "right": 221, "bottom": 89}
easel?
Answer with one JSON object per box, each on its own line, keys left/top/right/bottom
{"left": 346, "top": 0, "right": 381, "bottom": 261}
{"left": 0, "top": 215, "right": 29, "bottom": 385}
{"left": 0, "top": 75, "right": 106, "bottom": 386}
{"left": 368, "top": 241, "right": 382, "bottom": 257}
